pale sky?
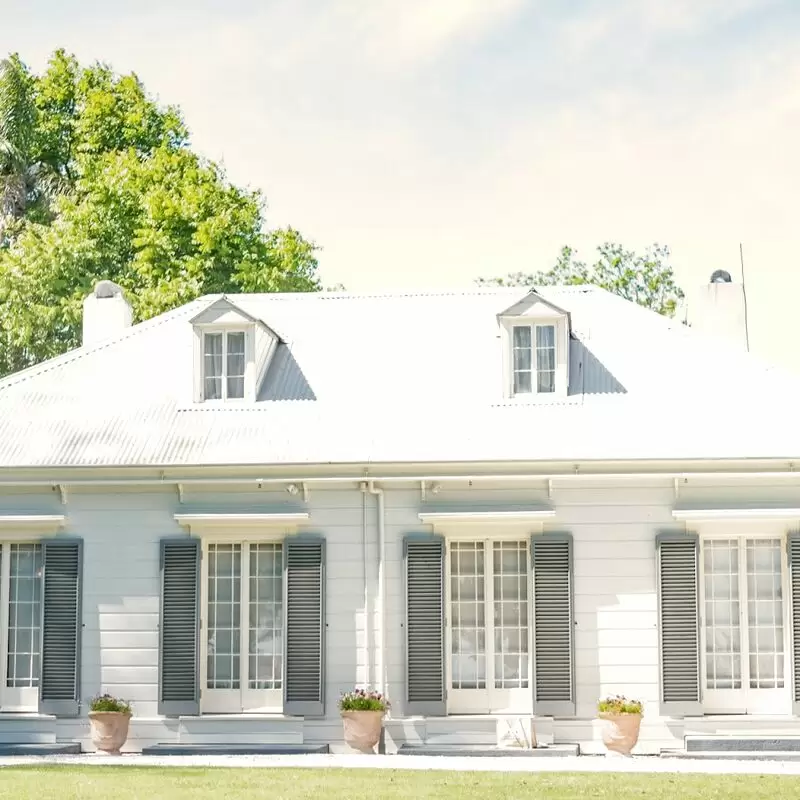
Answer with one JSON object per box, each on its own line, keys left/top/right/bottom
{"left": 2, "top": 0, "right": 800, "bottom": 369}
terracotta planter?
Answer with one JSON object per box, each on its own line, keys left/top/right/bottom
{"left": 89, "top": 711, "right": 131, "bottom": 754}
{"left": 341, "top": 710, "right": 384, "bottom": 753}
{"left": 599, "top": 712, "right": 642, "bottom": 756}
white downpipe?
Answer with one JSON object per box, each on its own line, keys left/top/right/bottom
{"left": 368, "top": 481, "right": 386, "bottom": 701}
{"left": 359, "top": 482, "right": 371, "bottom": 685}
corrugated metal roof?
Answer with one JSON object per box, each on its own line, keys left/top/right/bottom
{"left": 0, "top": 286, "right": 798, "bottom": 468}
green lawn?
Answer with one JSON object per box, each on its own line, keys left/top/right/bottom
{"left": 0, "top": 767, "right": 795, "bottom": 800}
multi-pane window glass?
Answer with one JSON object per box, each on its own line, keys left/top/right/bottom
{"left": 203, "top": 331, "right": 246, "bottom": 400}
{"left": 248, "top": 544, "right": 283, "bottom": 690}
{"left": 6, "top": 544, "right": 43, "bottom": 689}
{"left": 746, "top": 539, "right": 784, "bottom": 690}
{"left": 449, "top": 539, "right": 530, "bottom": 692}
{"left": 207, "top": 543, "right": 242, "bottom": 689}
{"left": 535, "top": 325, "right": 556, "bottom": 393}
{"left": 512, "top": 325, "right": 556, "bottom": 395}
{"left": 492, "top": 541, "right": 529, "bottom": 689}
{"left": 703, "top": 537, "right": 785, "bottom": 693}
{"left": 206, "top": 542, "right": 283, "bottom": 693}
{"left": 450, "top": 542, "right": 486, "bottom": 689}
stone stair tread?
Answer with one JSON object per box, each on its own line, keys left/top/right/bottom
{"left": 398, "top": 743, "right": 579, "bottom": 757}
{"left": 0, "top": 743, "right": 81, "bottom": 756}
{"left": 663, "top": 749, "right": 800, "bottom": 761}
{"left": 686, "top": 736, "right": 800, "bottom": 752}
{"left": 141, "top": 743, "right": 329, "bottom": 756}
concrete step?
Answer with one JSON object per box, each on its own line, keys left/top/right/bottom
{"left": 398, "top": 743, "right": 579, "bottom": 758}
{"left": 0, "top": 743, "right": 80, "bottom": 755}
{"left": 177, "top": 715, "right": 304, "bottom": 745}
{"left": 142, "top": 743, "right": 329, "bottom": 756}
{"left": 686, "top": 736, "right": 800, "bottom": 753}
{"left": 663, "top": 749, "right": 800, "bottom": 762}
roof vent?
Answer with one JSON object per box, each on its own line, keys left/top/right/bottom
{"left": 710, "top": 269, "right": 732, "bottom": 283}
{"left": 82, "top": 280, "right": 133, "bottom": 347}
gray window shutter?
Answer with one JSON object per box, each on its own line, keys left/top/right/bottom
{"left": 159, "top": 538, "right": 200, "bottom": 716}
{"left": 657, "top": 531, "right": 701, "bottom": 715}
{"left": 404, "top": 533, "right": 445, "bottom": 715}
{"left": 284, "top": 536, "right": 325, "bottom": 717}
{"left": 531, "top": 532, "right": 574, "bottom": 716}
{"left": 787, "top": 533, "right": 800, "bottom": 715}
{"left": 40, "top": 539, "right": 83, "bottom": 717}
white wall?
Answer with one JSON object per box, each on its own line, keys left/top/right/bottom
{"left": 2, "top": 472, "right": 800, "bottom": 753}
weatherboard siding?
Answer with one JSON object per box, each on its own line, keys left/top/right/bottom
{"left": 3, "top": 475, "right": 800, "bottom": 752}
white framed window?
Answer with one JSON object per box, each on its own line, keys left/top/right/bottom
{"left": 203, "top": 330, "right": 247, "bottom": 401}
{"left": 201, "top": 540, "right": 284, "bottom": 713}
{"left": 0, "top": 542, "right": 44, "bottom": 712}
{"left": 512, "top": 324, "right": 556, "bottom": 395}
{"left": 446, "top": 538, "right": 531, "bottom": 714}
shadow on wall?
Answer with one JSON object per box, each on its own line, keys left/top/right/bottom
{"left": 259, "top": 345, "right": 317, "bottom": 401}
{"left": 569, "top": 341, "right": 626, "bottom": 395}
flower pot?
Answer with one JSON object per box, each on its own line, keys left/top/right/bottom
{"left": 341, "top": 710, "right": 384, "bottom": 753}
{"left": 598, "top": 712, "right": 642, "bottom": 756}
{"left": 89, "top": 711, "right": 131, "bottom": 754}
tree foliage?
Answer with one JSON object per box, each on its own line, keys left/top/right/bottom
{"left": 0, "top": 50, "right": 320, "bottom": 376}
{"left": 477, "top": 242, "right": 685, "bottom": 317}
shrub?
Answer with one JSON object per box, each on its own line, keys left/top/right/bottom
{"left": 597, "top": 694, "right": 643, "bottom": 715}
{"left": 338, "top": 688, "right": 389, "bottom": 712}
{"left": 89, "top": 692, "right": 133, "bottom": 716}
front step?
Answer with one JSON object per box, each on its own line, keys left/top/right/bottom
{"left": 663, "top": 749, "right": 800, "bottom": 762}
{"left": 0, "top": 743, "right": 81, "bottom": 755}
{"left": 398, "top": 744, "right": 579, "bottom": 758}
{"left": 142, "top": 743, "right": 329, "bottom": 756}
{"left": 687, "top": 736, "right": 800, "bottom": 753}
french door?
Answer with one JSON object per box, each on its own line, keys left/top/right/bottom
{"left": 201, "top": 541, "right": 284, "bottom": 713}
{"left": 446, "top": 539, "right": 531, "bottom": 714}
{"left": 701, "top": 537, "right": 789, "bottom": 714}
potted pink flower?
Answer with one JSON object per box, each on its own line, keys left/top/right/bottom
{"left": 597, "top": 694, "right": 643, "bottom": 756}
{"left": 339, "top": 688, "right": 389, "bottom": 753}
{"left": 88, "top": 692, "right": 133, "bottom": 754}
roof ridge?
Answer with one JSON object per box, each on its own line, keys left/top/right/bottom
{"left": 0, "top": 297, "right": 210, "bottom": 393}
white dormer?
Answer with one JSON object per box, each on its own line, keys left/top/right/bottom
{"left": 497, "top": 291, "right": 571, "bottom": 399}
{"left": 190, "top": 297, "right": 281, "bottom": 403}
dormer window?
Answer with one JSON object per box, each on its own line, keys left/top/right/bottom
{"left": 191, "top": 297, "right": 282, "bottom": 404}
{"left": 203, "top": 331, "right": 246, "bottom": 400}
{"left": 497, "top": 291, "right": 571, "bottom": 399}
{"left": 512, "top": 324, "right": 555, "bottom": 394}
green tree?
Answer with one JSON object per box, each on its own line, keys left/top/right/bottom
{"left": 477, "top": 242, "right": 685, "bottom": 317}
{"left": 0, "top": 50, "right": 320, "bottom": 375}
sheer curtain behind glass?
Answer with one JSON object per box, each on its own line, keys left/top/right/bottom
{"left": 7, "top": 544, "right": 43, "bottom": 689}
{"left": 226, "top": 332, "right": 246, "bottom": 399}
{"left": 204, "top": 333, "right": 223, "bottom": 400}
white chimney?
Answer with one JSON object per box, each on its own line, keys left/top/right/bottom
{"left": 82, "top": 280, "right": 133, "bottom": 346}
{"left": 688, "top": 269, "right": 748, "bottom": 352}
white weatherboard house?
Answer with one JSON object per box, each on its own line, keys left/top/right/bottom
{"left": 1, "top": 278, "right": 800, "bottom": 756}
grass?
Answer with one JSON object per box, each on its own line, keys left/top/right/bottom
{"left": 0, "top": 767, "right": 796, "bottom": 800}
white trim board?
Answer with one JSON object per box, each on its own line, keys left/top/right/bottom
{"left": 673, "top": 508, "right": 800, "bottom": 522}
{"left": 0, "top": 515, "right": 65, "bottom": 538}
{"left": 174, "top": 512, "right": 309, "bottom": 539}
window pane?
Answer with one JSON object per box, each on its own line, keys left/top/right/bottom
{"left": 204, "top": 334, "right": 223, "bottom": 376}
{"left": 204, "top": 333, "right": 223, "bottom": 400}
{"left": 513, "top": 327, "right": 531, "bottom": 348}
{"left": 493, "top": 541, "right": 529, "bottom": 689}
{"left": 537, "top": 370, "right": 555, "bottom": 393}
{"left": 514, "top": 371, "right": 532, "bottom": 394}
{"left": 207, "top": 543, "right": 242, "bottom": 690}
{"left": 227, "top": 376, "right": 245, "bottom": 399}
{"left": 535, "top": 325, "right": 555, "bottom": 348}
{"left": 248, "top": 543, "right": 283, "bottom": 690}
{"left": 7, "top": 544, "right": 43, "bottom": 688}
{"left": 227, "top": 332, "right": 246, "bottom": 379}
